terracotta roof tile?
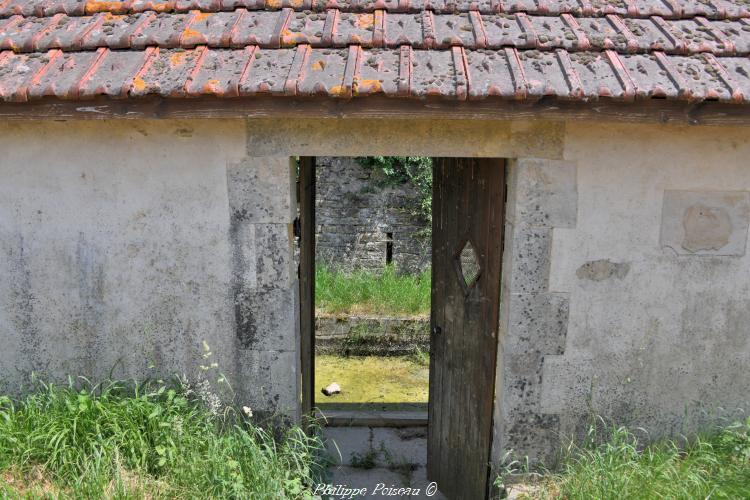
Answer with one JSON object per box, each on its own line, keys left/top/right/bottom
{"left": 4, "top": 10, "right": 749, "bottom": 54}
{"left": 0, "top": 0, "right": 749, "bottom": 105}
{"left": 2, "top": 0, "right": 749, "bottom": 18}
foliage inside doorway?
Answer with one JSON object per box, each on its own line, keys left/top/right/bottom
{"left": 356, "top": 156, "right": 433, "bottom": 231}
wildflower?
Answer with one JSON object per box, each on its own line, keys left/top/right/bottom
{"left": 242, "top": 406, "right": 253, "bottom": 418}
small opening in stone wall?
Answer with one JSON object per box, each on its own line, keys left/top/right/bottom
{"left": 385, "top": 232, "right": 393, "bottom": 265}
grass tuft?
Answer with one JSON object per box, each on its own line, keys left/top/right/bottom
{"left": 500, "top": 416, "right": 750, "bottom": 499}
{"left": 315, "top": 265, "right": 431, "bottom": 317}
{"left": 0, "top": 378, "right": 326, "bottom": 499}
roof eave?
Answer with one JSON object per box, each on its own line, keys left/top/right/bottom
{"left": 1, "top": 95, "right": 749, "bottom": 127}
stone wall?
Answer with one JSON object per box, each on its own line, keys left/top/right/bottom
{"left": 0, "top": 119, "right": 300, "bottom": 422}
{"left": 315, "top": 157, "right": 430, "bottom": 274}
{"left": 316, "top": 315, "right": 429, "bottom": 355}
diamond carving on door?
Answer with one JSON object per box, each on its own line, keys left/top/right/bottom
{"left": 456, "top": 239, "right": 481, "bottom": 292}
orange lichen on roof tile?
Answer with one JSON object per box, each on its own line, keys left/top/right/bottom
{"left": 353, "top": 78, "right": 382, "bottom": 94}
{"left": 200, "top": 78, "right": 222, "bottom": 94}
{"left": 355, "top": 14, "right": 375, "bottom": 30}
{"left": 101, "top": 12, "right": 123, "bottom": 21}
{"left": 131, "top": 76, "right": 146, "bottom": 92}
{"left": 170, "top": 50, "right": 190, "bottom": 66}
{"left": 281, "top": 30, "right": 309, "bottom": 46}
{"left": 328, "top": 84, "right": 351, "bottom": 96}
{"left": 181, "top": 12, "right": 212, "bottom": 42}
{"left": 85, "top": 2, "right": 130, "bottom": 15}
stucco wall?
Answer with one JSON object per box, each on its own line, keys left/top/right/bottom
{"left": 551, "top": 123, "right": 750, "bottom": 439}
{"left": 493, "top": 122, "right": 750, "bottom": 466}
{"left": 0, "top": 119, "right": 299, "bottom": 421}
{"left": 2, "top": 115, "right": 749, "bottom": 470}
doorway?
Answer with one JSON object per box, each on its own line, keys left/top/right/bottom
{"left": 298, "top": 157, "right": 506, "bottom": 499}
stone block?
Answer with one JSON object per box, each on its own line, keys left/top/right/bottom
{"left": 660, "top": 190, "right": 750, "bottom": 256}
{"left": 234, "top": 286, "right": 297, "bottom": 351}
{"left": 502, "top": 351, "right": 544, "bottom": 414}
{"left": 539, "top": 355, "right": 594, "bottom": 415}
{"left": 512, "top": 158, "right": 578, "bottom": 229}
{"left": 253, "top": 223, "right": 295, "bottom": 289}
{"left": 235, "top": 349, "right": 299, "bottom": 421}
{"left": 226, "top": 157, "right": 295, "bottom": 224}
{"left": 503, "top": 412, "right": 561, "bottom": 466}
{"left": 508, "top": 226, "right": 551, "bottom": 294}
{"left": 506, "top": 293, "right": 569, "bottom": 355}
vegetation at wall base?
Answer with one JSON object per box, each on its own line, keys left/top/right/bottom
{"left": 0, "top": 378, "right": 327, "bottom": 499}
{"left": 497, "top": 416, "right": 750, "bottom": 499}
{"left": 315, "top": 265, "right": 431, "bottom": 317}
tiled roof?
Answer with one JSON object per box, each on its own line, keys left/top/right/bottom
{"left": 1, "top": 1, "right": 749, "bottom": 104}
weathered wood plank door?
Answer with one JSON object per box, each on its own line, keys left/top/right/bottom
{"left": 428, "top": 158, "right": 505, "bottom": 499}
{"left": 299, "top": 157, "right": 316, "bottom": 421}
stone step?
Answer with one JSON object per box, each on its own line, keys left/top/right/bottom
{"left": 323, "top": 426, "right": 428, "bottom": 468}
{"left": 318, "top": 408, "right": 428, "bottom": 427}
{"left": 320, "top": 465, "right": 447, "bottom": 499}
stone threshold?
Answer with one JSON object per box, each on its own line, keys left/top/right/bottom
{"left": 317, "top": 408, "right": 428, "bottom": 428}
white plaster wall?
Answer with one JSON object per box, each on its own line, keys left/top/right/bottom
{"left": 0, "top": 120, "right": 247, "bottom": 394}
{"left": 3, "top": 115, "right": 749, "bottom": 460}
{"left": 545, "top": 123, "right": 750, "bottom": 438}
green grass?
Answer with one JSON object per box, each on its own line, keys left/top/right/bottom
{"left": 315, "top": 265, "right": 431, "bottom": 317}
{"left": 0, "top": 378, "right": 326, "bottom": 499}
{"left": 500, "top": 417, "right": 750, "bottom": 499}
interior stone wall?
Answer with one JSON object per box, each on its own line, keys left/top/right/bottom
{"left": 315, "top": 157, "right": 430, "bottom": 274}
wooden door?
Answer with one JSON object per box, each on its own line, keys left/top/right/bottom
{"left": 299, "top": 157, "right": 316, "bottom": 421}
{"left": 427, "top": 158, "right": 505, "bottom": 499}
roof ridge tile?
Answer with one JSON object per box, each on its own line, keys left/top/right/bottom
{"left": 650, "top": 15, "right": 687, "bottom": 54}
{"left": 560, "top": 12, "right": 589, "bottom": 49}
{"left": 515, "top": 12, "right": 539, "bottom": 48}
{"left": 605, "top": 14, "right": 638, "bottom": 52}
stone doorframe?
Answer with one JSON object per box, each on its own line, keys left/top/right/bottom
{"left": 234, "top": 117, "right": 577, "bottom": 466}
